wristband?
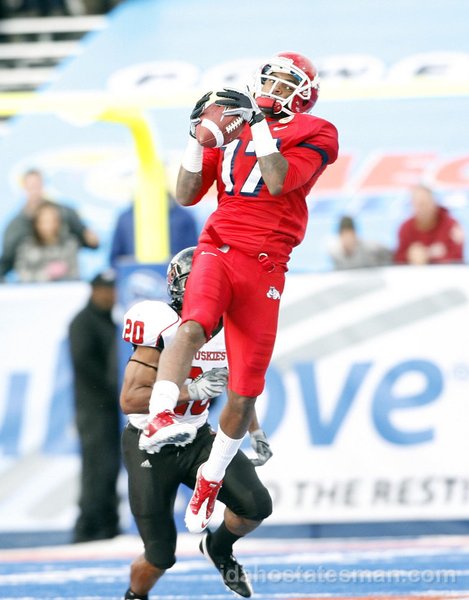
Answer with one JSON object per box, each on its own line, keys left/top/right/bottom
{"left": 250, "top": 119, "right": 279, "bottom": 158}
{"left": 181, "top": 136, "right": 203, "bottom": 172}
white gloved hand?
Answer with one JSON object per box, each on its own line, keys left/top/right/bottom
{"left": 187, "top": 367, "right": 228, "bottom": 400}
{"left": 215, "top": 86, "right": 265, "bottom": 125}
{"left": 250, "top": 429, "right": 273, "bottom": 466}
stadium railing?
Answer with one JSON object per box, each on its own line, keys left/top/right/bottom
{"left": 0, "top": 15, "right": 107, "bottom": 92}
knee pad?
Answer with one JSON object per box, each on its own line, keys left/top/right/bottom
{"left": 243, "top": 486, "right": 273, "bottom": 521}
{"left": 253, "top": 487, "right": 273, "bottom": 521}
{"left": 144, "top": 540, "right": 176, "bottom": 570}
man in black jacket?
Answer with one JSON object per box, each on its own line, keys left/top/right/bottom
{"left": 69, "top": 270, "right": 121, "bottom": 543}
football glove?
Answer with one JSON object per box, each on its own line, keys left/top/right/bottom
{"left": 250, "top": 429, "right": 273, "bottom": 466}
{"left": 215, "top": 87, "right": 265, "bottom": 126}
{"left": 187, "top": 367, "right": 228, "bottom": 400}
{"left": 190, "top": 91, "right": 213, "bottom": 138}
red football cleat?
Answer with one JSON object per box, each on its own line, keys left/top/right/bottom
{"left": 138, "top": 410, "right": 197, "bottom": 454}
{"left": 185, "top": 463, "right": 223, "bottom": 533}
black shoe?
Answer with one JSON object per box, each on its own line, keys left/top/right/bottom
{"left": 199, "top": 530, "right": 253, "bottom": 598}
{"left": 124, "top": 588, "right": 148, "bottom": 600}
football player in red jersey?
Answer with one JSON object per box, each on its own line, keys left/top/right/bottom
{"left": 139, "top": 51, "right": 339, "bottom": 532}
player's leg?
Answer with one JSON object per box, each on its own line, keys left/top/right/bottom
{"left": 186, "top": 252, "right": 284, "bottom": 532}
{"left": 156, "top": 319, "right": 206, "bottom": 388}
{"left": 139, "top": 244, "right": 231, "bottom": 451}
{"left": 125, "top": 554, "right": 163, "bottom": 600}
{"left": 122, "top": 424, "right": 181, "bottom": 598}
{"left": 208, "top": 258, "right": 285, "bottom": 466}
{"left": 188, "top": 438, "right": 272, "bottom": 598}
{"left": 184, "top": 388, "right": 255, "bottom": 534}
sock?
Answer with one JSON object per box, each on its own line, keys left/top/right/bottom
{"left": 202, "top": 427, "right": 243, "bottom": 482}
{"left": 125, "top": 588, "right": 148, "bottom": 600}
{"left": 148, "top": 380, "right": 180, "bottom": 418}
{"left": 209, "top": 521, "right": 241, "bottom": 557}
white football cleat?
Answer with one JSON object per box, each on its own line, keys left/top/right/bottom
{"left": 138, "top": 410, "right": 197, "bottom": 454}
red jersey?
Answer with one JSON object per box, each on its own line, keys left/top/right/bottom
{"left": 394, "top": 206, "right": 464, "bottom": 264}
{"left": 191, "top": 113, "right": 338, "bottom": 266}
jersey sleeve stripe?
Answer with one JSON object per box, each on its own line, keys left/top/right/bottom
{"left": 298, "top": 142, "right": 330, "bottom": 165}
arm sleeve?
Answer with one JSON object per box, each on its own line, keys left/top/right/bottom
{"left": 281, "top": 121, "right": 339, "bottom": 194}
{"left": 282, "top": 149, "right": 326, "bottom": 194}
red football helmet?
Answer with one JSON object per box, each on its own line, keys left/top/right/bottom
{"left": 254, "top": 51, "right": 320, "bottom": 117}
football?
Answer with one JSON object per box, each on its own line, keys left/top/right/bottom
{"left": 195, "top": 102, "right": 245, "bottom": 148}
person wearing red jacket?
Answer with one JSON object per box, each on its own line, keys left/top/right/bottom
{"left": 394, "top": 185, "right": 464, "bottom": 265}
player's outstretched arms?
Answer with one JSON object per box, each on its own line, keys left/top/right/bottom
{"left": 177, "top": 92, "right": 213, "bottom": 205}
{"left": 176, "top": 167, "right": 203, "bottom": 206}
{"left": 216, "top": 86, "right": 288, "bottom": 195}
{"left": 257, "top": 153, "right": 288, "bottom": 196}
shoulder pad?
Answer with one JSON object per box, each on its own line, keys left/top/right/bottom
{"left": 122, "top": 300, "right": 180, "bottom": 347}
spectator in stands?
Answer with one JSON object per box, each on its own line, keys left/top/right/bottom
{"left": 394, "top": 184, "right": 464, "bottom": 265}
{"left": 0, "top": 168, "right": 99, "bottom": 281}
{"left": 328, "top": 215, "right": 393, "bottom": 270}
{"left": 69, "top": 269, "right": 121, "bottom": 543}
{"left": 109, "top": 197, "right": 199, "bottom": 267}
{"left": 14, "top": 200, "right": 80, "bottom": 282}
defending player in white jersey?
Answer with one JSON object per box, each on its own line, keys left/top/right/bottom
{"left": 122, "top": 298, "right": 228, "bottom": 434}
{"left": 120, "top": 247, "right": 273, "bottom": 600}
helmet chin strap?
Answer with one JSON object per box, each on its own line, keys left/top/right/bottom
{"left": 256, "top": 95, "right": 283, "bottom": 116}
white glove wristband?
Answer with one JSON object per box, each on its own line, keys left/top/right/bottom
{"left": 250, "top": 118, "right": 279, "bottom": 158}
{"left": 181, "top": 136, "right": 203, "bottom": 172}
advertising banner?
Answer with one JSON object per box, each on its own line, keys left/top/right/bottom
{"left": 253, "top": 265, "right": 469, "bottom": 522}
{"left": 2, "top": 266, "right": 468, "bottom": 529}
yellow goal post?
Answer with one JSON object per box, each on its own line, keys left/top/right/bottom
{"left": 0, "top": 91, "right": 200, "bottom": 264}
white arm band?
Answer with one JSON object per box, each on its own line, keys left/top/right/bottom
{"left": 181, "top": 136, "right": 203, "bottom": 172}
{"left": 250, "top": 118, "right": 279, "bottom": 158}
